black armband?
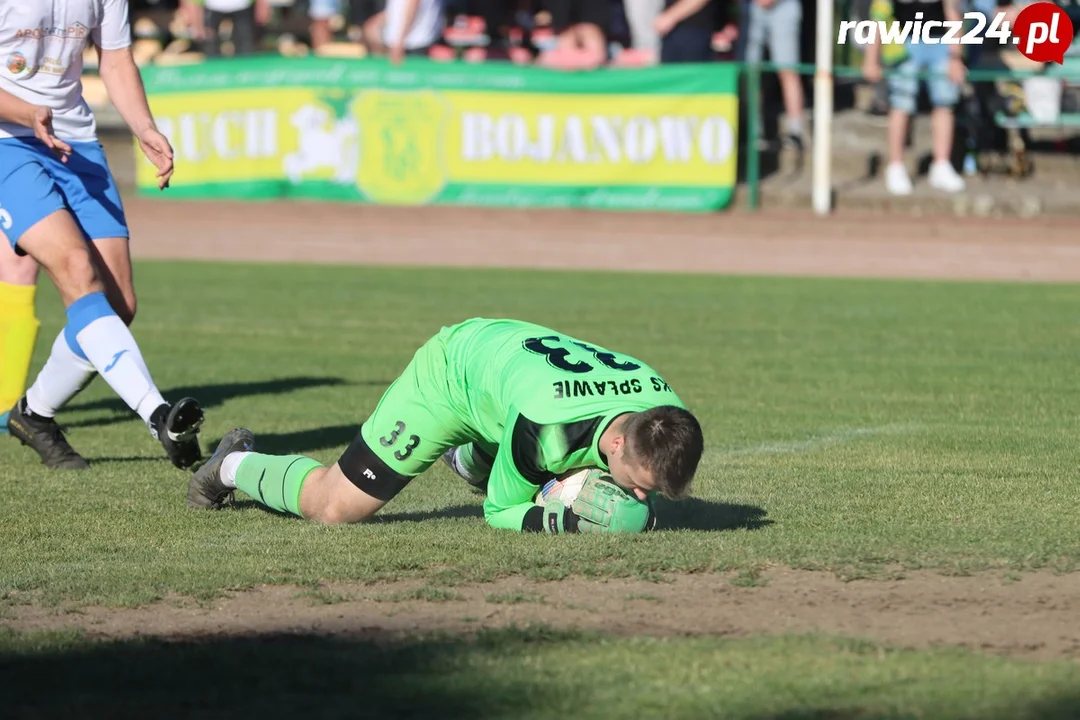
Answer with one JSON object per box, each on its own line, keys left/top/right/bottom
{"left": 337, "top": 433, "right": 412, "bottom": 502}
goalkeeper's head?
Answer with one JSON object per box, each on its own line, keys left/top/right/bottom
{"left": 604, "top": 406, "right": 703, "bottom": 502}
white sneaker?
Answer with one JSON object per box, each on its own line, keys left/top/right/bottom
{"left": 928, "top": 160, "right": 966, "bottom": 193}
{"left": 885, "top": 162, "right": 913, "bottom": 196}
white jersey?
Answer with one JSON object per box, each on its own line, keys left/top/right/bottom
{"left": 0, "top": 0, "right": 131, "bottom": 143}
{"left": 204, "top": 0, "right": 254, "bottom": 12}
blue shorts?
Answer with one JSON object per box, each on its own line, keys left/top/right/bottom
{"left": 887, "top": 42, "right": 961, "bottom": 114}
{"left": 0, "top": 137, "right": 128, "bottom": 252}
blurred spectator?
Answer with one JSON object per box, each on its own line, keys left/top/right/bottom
{"left": 863, "top": 0, "right": 966, "bottom": 195}
{"left": 366, "top": 0, "right": 446, "bottom": 62}
{"left": 962, "top": 0, "right": 999, "bottom": 68}
{"left": 851, "top": 0, "right": 889, "bottom": 114}
{"left": 541, "top": 0, "right": 608, "bottom": 69}
{"left": 469, "top": 0, "right": 515, "bottom": 55}
{"left": 654, "top": 0, "right": 716, "bottom": 63}
{"left": 744, "top": 0, "right": 805, "bottom": 151}
{"left": 309, "top": 0, "right": 340, "bottom": 50}
{"left": 351, "top": 0, "right": 389, "bottom": 54}
{"left": 624, "top": 0, "right": 664, "bottom": 58}
{"left": 179, "top": 0, "right": 201, "bottom": 42}
{"left": 182, "top": 0, "right": 271, "bottom": 55}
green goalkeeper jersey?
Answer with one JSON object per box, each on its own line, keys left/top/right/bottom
{"left": 438, "top": 318, "right": 687, "bottom": 530}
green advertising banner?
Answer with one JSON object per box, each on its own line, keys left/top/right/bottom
{"left": 137, "top": 57, "right": 740, "bottom": 212}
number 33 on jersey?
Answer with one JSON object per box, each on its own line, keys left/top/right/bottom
{"left": 521, "top": 334, "right": 675, "bottom": 403}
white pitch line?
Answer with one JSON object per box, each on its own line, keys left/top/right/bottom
{"left": 719, "top": 423, "right": 921, "bottom": 458}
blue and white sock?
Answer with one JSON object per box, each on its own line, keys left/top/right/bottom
{"left": 63, "top": 292, "right": 165, "bottom": 429}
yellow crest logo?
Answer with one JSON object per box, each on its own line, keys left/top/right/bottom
{"left": 351, "top": 90, "right": 449, "bottom": 206}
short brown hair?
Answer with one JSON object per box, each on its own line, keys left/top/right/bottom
{"left": 622, "top": 406, "right": 703, "bottom": 500}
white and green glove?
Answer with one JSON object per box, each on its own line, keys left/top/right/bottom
{"left": 542, "top": 472, "right": 657, "bottom": 534}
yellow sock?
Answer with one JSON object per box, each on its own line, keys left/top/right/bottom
{"left": 0, "top": 281, "right": 41, "bottom": 412}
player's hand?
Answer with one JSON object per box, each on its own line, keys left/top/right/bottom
{"left": 137, "top": 127, "right": 174, "bottom": 190}
{"left": 29, "top": 107, "right": 73, "bottom": 162}
{"left": 862, "top": 57, "right": 883, "bottom": 83}
{"left": 389, "top": 43, "right": 406, "bottom": 64}
{"left": 255, "top": 0, "right": 271, "bottom": 25}
{"left": 948, "top": 56, "right": 966, "bottom": 85}
{"left": 570, "top": 474, "right": 655, "bottom": 534}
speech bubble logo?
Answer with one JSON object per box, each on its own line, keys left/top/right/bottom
{"left": 1012, "top": 2, "right": 1074, "bottom": 64}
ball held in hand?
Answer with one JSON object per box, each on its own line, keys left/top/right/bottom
{"left": 536, "top": 468, "right": 596, "bottom": 507}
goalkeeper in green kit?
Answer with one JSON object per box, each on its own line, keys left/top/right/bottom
{"left": 187, "top": 318, "right": 703, "bottom": 534}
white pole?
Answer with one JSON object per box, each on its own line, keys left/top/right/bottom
{"left": 812, "top": 0, "right": 835, "bottom": 215}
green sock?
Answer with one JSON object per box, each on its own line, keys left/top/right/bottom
{"left": 234, "top": 453, "right": 323, "bottom": 518}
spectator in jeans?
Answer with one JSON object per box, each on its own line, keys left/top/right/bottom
{"left": 625, "top": 0, "right": 664, "bottom": 58}
{"left": 863, "top": 0, "right": 967, "bottom": 195}
{"left": 183, "top": 0, "right": 271, "bottom": 56}
{"left": 744, "top": 0, "right": 805, "bottom": 151}
{"left": 654, "top": 0, "right": 716, "bottom": 63}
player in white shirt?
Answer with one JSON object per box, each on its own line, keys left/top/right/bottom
{"left": 0, "top": 0, "right": 205, "bottom": 470}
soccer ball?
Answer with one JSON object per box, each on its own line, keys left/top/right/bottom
{"left": 536, "top": 468, "right": 595, "bottom": 507}
{"left": 536, "top": 467, "right": 660, "bottom": 532}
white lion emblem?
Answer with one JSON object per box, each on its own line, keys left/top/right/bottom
{"left": 283, "top": 104, "right": 359, "bottom": 184}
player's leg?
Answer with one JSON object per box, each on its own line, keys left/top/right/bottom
{"left": 188, "top": 426, "right": 389, "bottom": 522}
{"left": 32, "top": 145, "right": 140, "bottom": 415}
{"left": 8, "top": 140, "right": 202, "bottom": 468}
{"left": 440, "top": 441, "right": 496, "bottom": 493}
{"left": 6, "top": 205, "right": 114, "bottom": 468}
{"left": 88, "top": 238, "right": 136, "bottom": 325}
{"left": 0, "top": 240, "right": 40, "bottom": 434}
{"left": 189, "top": 332, "right": 472, "bottom": 523}
{"left": 21, "top": 233, "right": 135, "bottom": 438}
{"left": 1, "top": 139, "right": 99, "bottom": 468}
{"left": 73, "top": 143, "right": 202, "bottom": 466}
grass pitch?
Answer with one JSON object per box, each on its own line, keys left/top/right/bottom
{"left": 2, "top": 261, "right": 1078, "bottom": 717}
{"left": 3, "top": 627, "right": 1080, "bottom": 719}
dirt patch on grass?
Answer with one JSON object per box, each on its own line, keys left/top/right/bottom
{"left": 7, "top": 569, "right": 1080, "bottom": 659}
{"left": 124, "top": 198, "right": 1080, "bottom": 283}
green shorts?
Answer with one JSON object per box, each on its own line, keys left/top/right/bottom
{"left": 337, "top": 326, "right": 491, "bottom": 500}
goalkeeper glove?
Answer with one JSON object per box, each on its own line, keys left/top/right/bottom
{"left": 542, "top": 474, "right": 656, "bottom": 534}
